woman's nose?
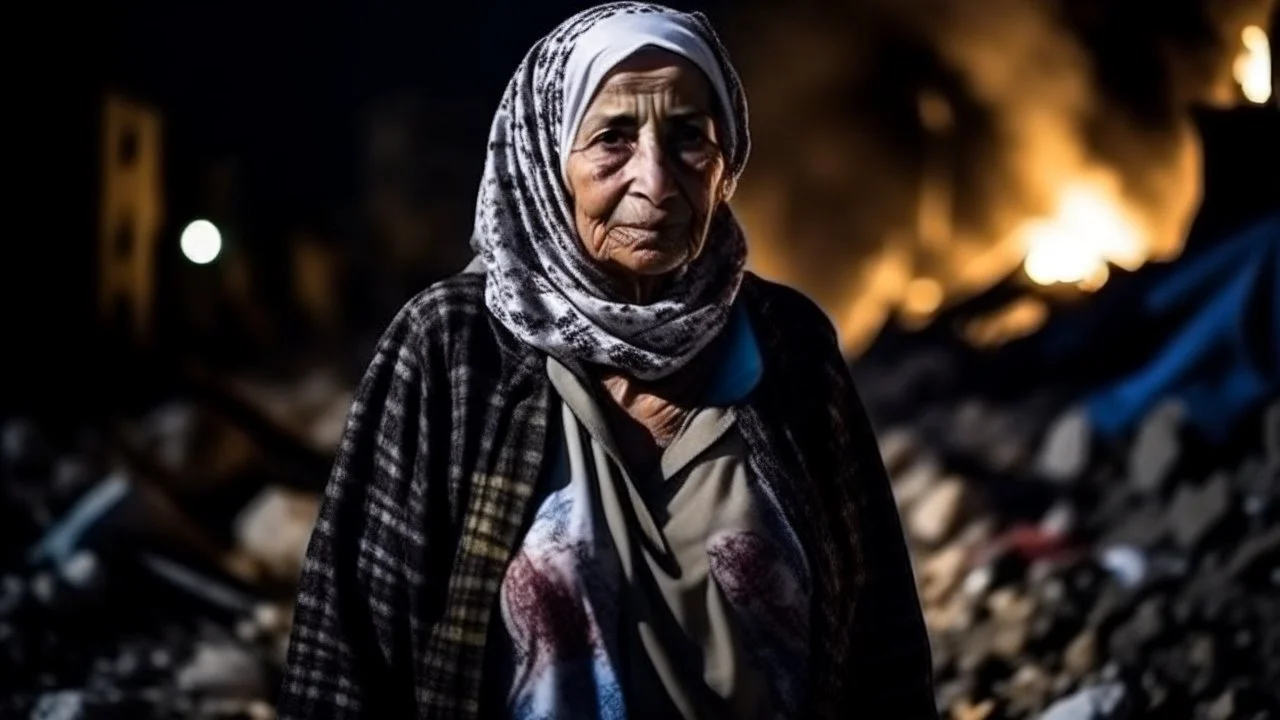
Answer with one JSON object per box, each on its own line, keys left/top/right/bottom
{"left": 628, "top": 134, "right": 678, "bottom": 206}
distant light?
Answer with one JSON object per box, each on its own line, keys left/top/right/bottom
{"left": 1234, "top": 25, "right": 1272, "bottom": 105}
{"left": 180, "top": 220, "right": 222, "bottom": 264}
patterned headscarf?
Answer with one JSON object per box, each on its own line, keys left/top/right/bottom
{"left": 469, "top": 2, "right": 751, "bottom": 381}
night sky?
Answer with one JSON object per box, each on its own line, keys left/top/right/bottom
{"left": 99, "top": 0, "right": 726, "bottom": 232}
{"left": 10, "top": 0, "right": 729, "bottom": 410}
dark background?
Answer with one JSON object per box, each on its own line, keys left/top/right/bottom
{"left": 12, "top": 0, "right": 734, "bottom": 414}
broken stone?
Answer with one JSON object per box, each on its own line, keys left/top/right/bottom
{"left": 877, "top": 427, "right": 918, "bottom": 476}
{"left": 1165, "top": 472, "right": 1234, "bottom": 552}
{"left": 1205, "top": 687, "right": 1240, "bottom": 720}
{"left": 908, "top": 476, "right": 968, "bottom": 546}
{"left": 1128, "top": 400, "right": 1186, "bottom": 494}
{"left": 1185, "top": 634, "right": 1221, "bottom": 697}
{"left": 29, "top": 571, "right": 56, "bottom": 605}
{"left": 1002, "top": 664, "right": 1053, "bottom": 715}
{"left": 920, "top": 544, "right": 969, "bottom": 605}
{"left": 1040, "top": 501, "right": 1078, "bottom": 537}
{"left": 1099, "top": 504, "right": 1166, "bottom": 549}
{"left": 150, "top": 647, "right": 173, "bottom": 670}
{"left": 1227, "top": 526, "right": 1280, "bottom": 584}
{"left": 987, "top": 589, "right": 1036, "bottom": 659}
{"left": 1107, "top": 597, "right": 1168, "bottom": 667}
{"left": 59, "top": 550, "right": 102, "bottom": 591}
{"left": 308, "top": 392, "right": 354, "bottom": 454}
{"left": 1063, "top": 629, "right": 1098, "bottom": 679}
{"left": 234, "top": 486, "right": 321, "bottom": 583}
{"left": 29, "top": 690, "right": 84, "bottom": 720}
{"left": 142, "top": 402, "right": 202, "bottom": 471}
{"left": 948, "top": 399, "right": 1001, "bottom": 460}
{"left": 50, "top": 457, "right": 94, "bottom": 502}
{"left": 1039, "top": 682, "right": 1130, "bottom": 720}
{"left": 962, "top": 565, "right": 993, "bottom": 599}
{"left": 892, "top": 457, "right": 943, "bottom": 511}
{"left": 195, "top": 697, "right": 277, "bottom": 720}
{"left": 1098, "top": 545, "right": 1147, "bottom": 590}
{"left": 138, "top": 401, "right": 259, "bottom": 491}
{"left": 176, "top": 638, "right": 267, "bottom": 698}
{"left": 1, "top": 417, "right": 49, "bottom": 473}
{"left": 956, "top": 621, "right": 996, "bottom": 676}
{"left": 0, "top": 575, "right": 24, "bottom": 617}
{"left": 252, "top": 602, "right": 288, "bottom": 637}
{"left": 935, "top": 677, "right": 974, "bottom": 713}
{"left": 950, "top": 698, "right": 995, "bottom": 720}
{"left": 1035, "top": 406, "right": 1093, "bottom": 484}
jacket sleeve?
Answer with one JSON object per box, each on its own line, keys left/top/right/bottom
{"left": 277, "top": 303, "right": 433, "bottom": 719}
{"left": 824, "top": 323, "right": 938, "bottom": 717}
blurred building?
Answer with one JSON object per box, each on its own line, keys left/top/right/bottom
{"left": 99, "top": 95, "right": 164, "bottom": 346}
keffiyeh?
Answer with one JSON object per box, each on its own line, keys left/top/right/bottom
{"left": 469, "top": 2, "right": 752, "bottom": 380}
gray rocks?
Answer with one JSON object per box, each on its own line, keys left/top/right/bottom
{"left": 907, "top": 476, "right": 969, "bottom": 546}
{"left": 865, "top": 374, "right": 1280, "bottom": 719}
{"left": 0, "top": 412, "right": 305, "bottom": 720}
{"left": 1127, "top": 400, "right": 1187, "bottom": 494}
{"left": 1039, "top": 682, "right": 1130, "bottom": 720}
{"left": 1034, "top": 406, "right": 1093, "bottom": 484}
{"left": 1165, "top": 472, "right": 1234, "bottom": 552}
{"left": 233, "top": 486, "right": 320, "bottom": 584}
{"left": 176, "top": 637, "right": 267, "bottom": 699}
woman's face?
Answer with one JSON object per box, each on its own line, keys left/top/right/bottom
{"left": 565, "top": 49, "right": 727, "bottom": 295}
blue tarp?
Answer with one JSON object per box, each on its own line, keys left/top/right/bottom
{"left": 1085, "top": 213, "right": 1279, "bottom": 443}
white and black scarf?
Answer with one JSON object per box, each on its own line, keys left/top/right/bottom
{"left": 469, "top": 2, "right": 751, "bottom": 380}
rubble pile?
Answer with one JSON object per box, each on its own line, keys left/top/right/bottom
{"left": 3, "top": 349, "right": 1277, "bottom": 719}
{"left": 875, "top": 390, "right": 1280, "bottom": 719}
{"left": 0, "top": 409, "right": 320, "bottom": 720}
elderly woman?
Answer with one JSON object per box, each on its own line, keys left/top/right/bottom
{"left": 278, "top": 3, "right": 934, "bottom": 719}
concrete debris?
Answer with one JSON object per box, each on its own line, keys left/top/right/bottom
{"left": 1165, "top": 472, "right": 1234, "bottom": 552}
{"left": 878, "top": 426, "right": 919, "bottom": 476}
{"left": 860, "top": 353, "right": 1280, "bottom": 717}
{"left": 0, "top": 413, "right": 308, "bottom": 719}
{"left": 233, "top": 487, "right": 320, "bottom": 584}
{"left": 176, "top": 638, "right": 267, "bottom": 698}
{"left": 1039, "top": 682, "right": 1130, "bottom": 720}
{"left": 908, "top": 476, "right": 969, "bottom": 546}
{"left": 1097, "top": 545, "right": 1146, "bottom": 590}
{"left": 892, "top": 456, "right": 944, "bottom": 510}
{"left": 1034, "top": 406, "right": 1092, "bottom": 484}
{"left": 1127, "top": 400, "right": 1187, "bottom": 494}
{"left": 3, "top": 311, "right": 1279, "bottom": 720}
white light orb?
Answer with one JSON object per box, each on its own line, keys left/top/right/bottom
{"left": 180, "top": 220, "right": 222, "bottom": 264}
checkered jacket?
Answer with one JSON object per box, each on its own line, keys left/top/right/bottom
{"left": 277, "top": 272, "right": 936, "bottom": 719}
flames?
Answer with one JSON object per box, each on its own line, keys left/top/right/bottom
{"left": 1234, "top": 25, "right": 1272, "bottom": 105}
{"left": 1018, "top": 179, "right": 1148, "bottom": 290}
{"left": 728, "top": 0, "right": 1267, "bottom": 355}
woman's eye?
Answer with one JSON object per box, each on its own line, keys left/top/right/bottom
{"left": 673, "top": 124, "right": 710, "bottom": 145}
{"left": 596, "top": 129, "right": 629, "bottom": 147}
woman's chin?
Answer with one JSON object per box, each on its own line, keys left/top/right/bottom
{"left": 618, "top": 246, "right": 689, "bottom": 277}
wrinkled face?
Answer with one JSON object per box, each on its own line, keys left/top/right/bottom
{"left": 565, "top": 49, "right": 727, "bottom": 292}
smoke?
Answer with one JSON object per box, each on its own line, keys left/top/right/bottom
{"left": 724, "top": 0, "right": 1275, "bottom": 354}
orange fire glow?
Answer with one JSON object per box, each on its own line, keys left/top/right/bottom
{"left": 1234, "top": 25, "right": 1272, "bottom": 105}
{"left": 1018, "top": 180, "right": 1147, "bottom": 289}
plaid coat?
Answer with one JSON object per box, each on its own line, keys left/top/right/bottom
{"left": 277, "top": 272, "right": 936, "bottom": 719}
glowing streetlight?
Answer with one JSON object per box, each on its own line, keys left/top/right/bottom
{"left": 180, "top": 220, "right": 222, "bottom": 264}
